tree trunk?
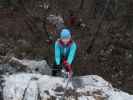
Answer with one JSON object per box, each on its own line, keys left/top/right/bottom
{"left": 79, "top": 0, "right": 85, "bottom": 9}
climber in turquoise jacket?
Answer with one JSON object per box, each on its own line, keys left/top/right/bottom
{"left": 53, "top": 28, "right": 77, "bottom": 76}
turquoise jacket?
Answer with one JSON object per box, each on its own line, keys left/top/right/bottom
{"left": 55, "top": 39, "right": 77, "bottom": 65}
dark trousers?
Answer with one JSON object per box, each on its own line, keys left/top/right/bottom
{"left": 52, "top": 56, "right": 67, "bottom": 76}
{"left": 52, "top": 64, "right": 62, "bottom": 76}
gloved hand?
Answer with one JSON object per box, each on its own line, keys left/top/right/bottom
{"left": 63, "top": 60, "right": 72, "bottom": 73}
{"left": 66, "top": 64, "right": 73, "bottom": 78}
{"left": 65, "top": 64, "right": 72, "bottom": 73}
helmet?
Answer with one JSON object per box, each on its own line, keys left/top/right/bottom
{"left": 60, "top": 29, "right": 71, "bottom": 39}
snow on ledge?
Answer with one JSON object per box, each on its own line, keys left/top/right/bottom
{"left": 3, "top": 73, "right": 133, "bottom": 100}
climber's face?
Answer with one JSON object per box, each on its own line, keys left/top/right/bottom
{"left": 61, "top": 38, "right": 71, "bottom": 45}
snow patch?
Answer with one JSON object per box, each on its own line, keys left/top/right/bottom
{"left": 2, "top": 73, "right": 133, "bottom": 100}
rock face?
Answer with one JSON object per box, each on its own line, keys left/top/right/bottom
{"left": 0, "top": 0, "right": 133, "bottom": 93}
{"left": 0, "top": 57, "right": 51, "bottom": 76}
{"left": 3, "top": 73, "right": 133, "bottom": 100}
{"left": 7, "top": 57, "right": 51, "bottom": 75}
